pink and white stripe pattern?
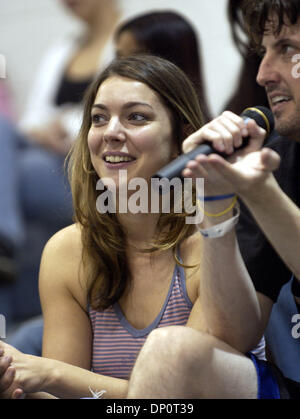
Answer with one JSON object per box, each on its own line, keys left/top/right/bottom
{"left": 89, "top": 263, "right": 193, "bottom": 379}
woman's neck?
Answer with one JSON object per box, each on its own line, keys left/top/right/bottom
{"left": 117, "top": 212, "right": 161, "bottom": 250}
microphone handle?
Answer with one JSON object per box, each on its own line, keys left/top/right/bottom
{"left": 154, "top": 138, "right": 250, "bottom": 180}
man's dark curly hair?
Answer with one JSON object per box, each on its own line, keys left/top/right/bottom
{"left": 242, "top": 0, "right": 300, "bottom": 49}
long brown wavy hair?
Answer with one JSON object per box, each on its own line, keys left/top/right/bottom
{"left": 67, "top": 55, "right": 204, "bottom": 311}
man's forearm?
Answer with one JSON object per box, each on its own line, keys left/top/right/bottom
{"left": 200, "top": 230, "right": 263, "bottom": 352}
{"left": 198, "top": 198, "right": 264, "bottom": 352}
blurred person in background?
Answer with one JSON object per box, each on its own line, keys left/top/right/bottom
{"left": 0, "top": 80, "right": 15, "bottom": 123}
{"left": 114, "top": 10, "right": 212, "bottom": 123}
{"left": 0, "top": 79, "right": 16, "bottom": 283}
{"left": 0, "top": 0, "right": 121, "bottom": 327}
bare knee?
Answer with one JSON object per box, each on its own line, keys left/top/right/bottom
{"left": 139, "top": 326, "right": 187, "bottom": 359}
{"left": 128, "top": 327, "right": 214, "bottom": 398}
{"left": 136, "top": 326, "right": 215, "bottom": 368}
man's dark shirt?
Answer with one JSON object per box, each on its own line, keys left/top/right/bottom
{"left": 236, "top": 133, "right": 300, "bottom": 302}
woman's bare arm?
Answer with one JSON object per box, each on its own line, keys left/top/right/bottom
{"left": 1, "top": 225, "right": 128, "bottom": 399}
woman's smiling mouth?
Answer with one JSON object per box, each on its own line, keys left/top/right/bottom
{"left": 102, "top": 152, "right": 137, "bottom": 169}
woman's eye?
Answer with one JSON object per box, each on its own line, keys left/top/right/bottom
{"left": 91, "top": 114, "right": 107, "bottom": 125}
{"left": 129, "top": 113, "right": 147, "bottom": 122}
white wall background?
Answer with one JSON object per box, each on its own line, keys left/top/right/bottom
{"left": 0, "top": 0, "right": 242, "bottom": 119}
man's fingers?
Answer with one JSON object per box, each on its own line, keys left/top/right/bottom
{"left": 261, "top": 148, "right": 281, "bottom": 171}
{"left": 183, "top": 128, "right": 222, "bottom": 153}
{"left": 245, "top": 120, "right": 267, "bottom": 144}
{"left": 202, "top": 154, "right": 240, "bottom": 183}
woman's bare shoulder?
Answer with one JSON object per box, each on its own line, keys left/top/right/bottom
{"left": 42, "top": 223, "right": 83, "bottom": 262}
{"left": 45, "top": 223, "right": 81, "bottom": 248}
{"left": 39, "top": 224, "right": 89, "bottom": 310}
{"left": 40, "top": 224, "right": 84, "bottom": 285}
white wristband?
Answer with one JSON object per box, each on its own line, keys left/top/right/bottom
{"left": 196, "top": 205, "right": 240, "bottom": 238}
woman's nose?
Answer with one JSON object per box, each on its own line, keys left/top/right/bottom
{"left": 103, "top": 117, "right": 126, "bottom": 143}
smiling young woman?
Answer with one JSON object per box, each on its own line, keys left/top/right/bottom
{"left": 68, "top": 55, "right": 204, "bottom": 313}
{"left": 0, "top": 55, "right": 206, "bottom": 399}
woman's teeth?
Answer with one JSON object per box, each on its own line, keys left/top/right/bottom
{"left": 105, "top": 156, "right": 134, "bottom": 163}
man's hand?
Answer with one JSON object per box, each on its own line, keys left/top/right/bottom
{"left": 181, "top": 111, "right": 276, "bottom": 197}
{"left": 182, "top": 111, "right": 266, "bottom": 160}
{"left": 182, "top": 147, "right": 280, "bottom": 199}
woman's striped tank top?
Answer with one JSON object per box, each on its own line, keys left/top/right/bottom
{"left": 88, "top": 258, "right": 266, "bottom": 380}
{"left": 89, "top": 262, "right": 192, "bottom": 379}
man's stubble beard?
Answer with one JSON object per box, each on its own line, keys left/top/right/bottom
{"left": 274, "top": 105, "right": 300, "bottom": 143}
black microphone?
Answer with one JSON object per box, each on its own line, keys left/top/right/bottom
{"left": 153, "top": 106, "right": 274, "bottom": 181}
